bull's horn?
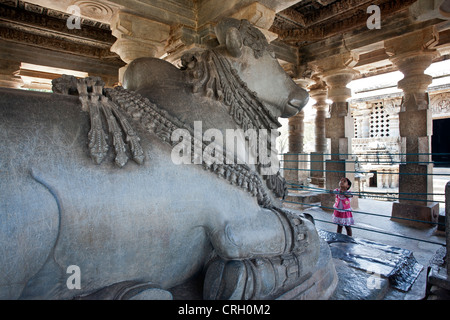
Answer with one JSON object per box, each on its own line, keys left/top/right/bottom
{"left": 226, "top": 27, "right": 243, "bottom": 58}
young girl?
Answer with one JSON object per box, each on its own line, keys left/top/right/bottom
{"left": 331, "top": 177, "right": 354, "bottom": 236}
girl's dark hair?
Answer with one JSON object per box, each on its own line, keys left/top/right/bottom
{"left": 345, "top": 178, "right": 352, "bottom": 190}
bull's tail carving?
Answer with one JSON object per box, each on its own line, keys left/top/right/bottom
{"left": 87, "top": 98, "right": 109, "bottom": 165}
{"left": 52, "top": 76, "right": 145, "bottom": 167}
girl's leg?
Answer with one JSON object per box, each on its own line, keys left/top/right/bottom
{"left": 345, "top": 226, "right": 352, "bottom": 237}
{"left": 336, "top": 225, "right": 343, "bottom": 234}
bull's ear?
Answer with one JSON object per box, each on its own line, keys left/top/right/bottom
{"left": 226, "top": 27, "right": 243, "bottom": 58}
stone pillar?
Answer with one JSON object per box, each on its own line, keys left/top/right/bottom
{"left": 309, "top": 77, "right": 328, "bottom": 187}
{"left": 110, "top": 11, "right": 170, "bottom": 83}
{"left": 322, "top": 67, "right": 359, "bottom": 209}
{"left": 284, "top": 77, "right": 313, "bottom": 187}
{"left": 284, "top": 110, "right": 306, "bottom": 187}
{"left": 386, "top": 28, "right": 440, "bottom": 226}
{"left": 288, "top": 111, "right": 305, "bottom": 154}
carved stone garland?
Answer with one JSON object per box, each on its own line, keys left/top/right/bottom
{"left": 180, "top": 49, "right": 287, "bottom": 198}
{"left": 52, "top": 75, "right": 287, "bottom": 206}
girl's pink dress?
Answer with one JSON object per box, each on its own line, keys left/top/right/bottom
{"left": 332, "top": 188, "right": 354, "bottom": 226}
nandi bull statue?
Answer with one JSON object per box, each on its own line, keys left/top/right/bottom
{"left": 0, "top": 18, "right": 337, "bottom": 300}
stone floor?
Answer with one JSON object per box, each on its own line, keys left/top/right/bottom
{"left": 290, "top": 198, "right": 447, "bottom": 300}
{"left": 283, "top": 167, "right": 450, "bottom": 300}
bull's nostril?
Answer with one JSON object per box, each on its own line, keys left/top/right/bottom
{"left": 288, "top": 99, "right": 303, "bottom": 109}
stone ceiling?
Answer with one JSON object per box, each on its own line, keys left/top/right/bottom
{"left": 1, "top": 0, "right": 450, "bottom": 87}
{"left": 272, "top": 0, "right": 418, "bottom": 44}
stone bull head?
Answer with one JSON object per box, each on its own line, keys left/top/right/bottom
{"left": 124, "top": 19, "right": 309, "bottom": 126}
{"left": 213, "top": 18, "right": 309, "bottom": 118}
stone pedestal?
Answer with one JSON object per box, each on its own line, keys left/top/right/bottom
{"left": 283, "top": 153, "right": 297, "bottom": 187}
{"left": 311, "top": 152, "right": 325, "bottom": 187}
{"left": 392, "top": 201, "right": 439, "bottom": 228}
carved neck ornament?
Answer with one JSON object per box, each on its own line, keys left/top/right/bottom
{"left": 181, "top": 48, "right": 282, "bottom": 132}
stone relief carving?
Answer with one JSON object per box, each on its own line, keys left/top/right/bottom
{"left": 1, "top": 18, "right": 337, "bottom": 301}
{"left": 430, "top": 92, "right": 450, "bottom": 117}
{"left": 73, "top": 0, "right": 114, "bottom": 21}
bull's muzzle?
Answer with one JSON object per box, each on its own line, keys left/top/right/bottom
{"left": 282, "top": 88, "right": 310, "bottom": 118}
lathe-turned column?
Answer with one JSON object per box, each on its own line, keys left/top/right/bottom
{"left": 386, "top": 28, "right": 440, "bottom": 226}
{"left": 285, "top": 78, "right": 312, "bottom": 187}
{"left": 284, "top": 107, "right": 306, "bottom": 187}
{"left": 322, "top": 67, "right": 358, "bottom": 209}
{"left": 288, "top": 110, "right": 305, "bottom": 155}
{"left": 309, "top": 78, "right": 328, "bottom": 187}
{"left": 324, "top": 69, "right": 358, "bottom": 181}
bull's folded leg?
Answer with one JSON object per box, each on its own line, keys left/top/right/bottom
{"left": 74, "top": 281, "right": 173, "bottom": 300}
{"left": 204, "top": 208, "right": 320, "bottom": 300}
{"left": 204, "top": 251, "right": 317, "bottom": 300}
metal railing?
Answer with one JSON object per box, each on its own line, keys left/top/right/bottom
{"left": 280, "top": 152, "right": 450, "bottom": 247}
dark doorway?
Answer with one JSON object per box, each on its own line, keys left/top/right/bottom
{"left": 432, "top": 118, "right": 450, "bottom": 167}
{"left": 369, "top": 171, "right": 377, "bottom": 187}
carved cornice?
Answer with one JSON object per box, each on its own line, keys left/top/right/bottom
{"left": 0, "top": 3, "right": 115, "bottom": 44}
{"left": 0, "top": 0, "right": 111, "bottom": 29}
{"left": 0, "top": 2, "right": 121, "bottom": 60}
{"left": 0, "top": 25, "right": 114, "bottom": 59}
